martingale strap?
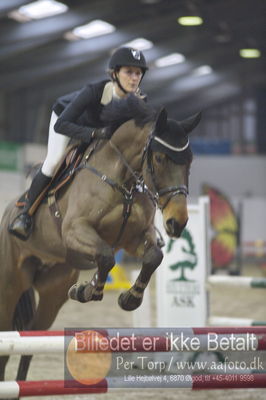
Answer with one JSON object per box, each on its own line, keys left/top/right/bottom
{"left": 79, "top": 163, "right": 137, "bottom": 248}
{"left": 115, "top": 195, "right": 134, "bottom": 248}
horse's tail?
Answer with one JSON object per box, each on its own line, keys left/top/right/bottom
{"left": 13, "top": 288, "right": 36, "bottom": 330}
{"left": 13, "top": 288, "right": 37, "bottom": 381}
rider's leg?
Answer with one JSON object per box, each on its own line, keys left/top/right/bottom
{"left": 41, "top": 112, "right": 71, "bottom": 177}
{"left": 8, "top": 112, "right": 70, "bottom": 241}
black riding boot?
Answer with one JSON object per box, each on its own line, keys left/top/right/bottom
{"left": 8, "top": 170, "right": 52, "bottom": 241}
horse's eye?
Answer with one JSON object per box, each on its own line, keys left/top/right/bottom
{"left": 155, "top": 154, "right": 163, "bottom": 163}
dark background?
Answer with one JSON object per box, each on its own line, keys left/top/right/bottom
{"left": 0, "top": 0, "right": 265, "bottom": 152}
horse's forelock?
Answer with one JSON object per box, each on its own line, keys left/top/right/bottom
{"left": 101, "top": 94, "right": 155, "bottom": 127}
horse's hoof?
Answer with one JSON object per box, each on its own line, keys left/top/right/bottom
{"left": 83, "top": 283, "right": 103, "bottom": 302}
{"left": 68, "top": 274, "right": 104, "bottom": 303}
{"left": 118, "top": 291, "right": 143, "bottom": 311}
{"left": 68, "top": 284, "right": 87, "bottom": 303}
{"left": 68, "top": 284, "right": 78, "bottom": 300}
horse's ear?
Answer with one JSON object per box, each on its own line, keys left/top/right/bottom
{"left": 154, "top": 107, "right": 168, "bottom": 135}
{"left": 180, "top": 112, "right": 202, "bottom": 134}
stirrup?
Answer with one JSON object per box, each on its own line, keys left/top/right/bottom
{"left": 8, "top": 212, "right": 33, "bottom": 241}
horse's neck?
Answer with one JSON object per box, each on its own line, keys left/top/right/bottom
{"left": 91, "top": 120, "right": 151, "bottom": 181}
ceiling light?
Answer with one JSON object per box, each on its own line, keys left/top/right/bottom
{"left": 8, "top": 0, "right": 68, "bottom": 21}
{"left": 124, "top": 38, "right": 153, "bottom": 50}
{"left": 193, "top": 65, "right": 213, "bottom": 76}
{"left": 177, "top": 16, "right": 203, "bottom": 26}
{"left": 68, "top": 20, "right": 116, "bottom": 40}
{"left": 239, "top": 48, "right": 261, "bottom": 58}
{"left": 155, "top": 53, "right": 185, "bottom": 67}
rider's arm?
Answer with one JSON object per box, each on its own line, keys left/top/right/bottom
{"left": 54, "top": 85, "right": 98, "bottom": 142}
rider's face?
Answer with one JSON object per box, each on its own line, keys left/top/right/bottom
{"left": 115, "top": 66, "right": 143, "bottom": 95}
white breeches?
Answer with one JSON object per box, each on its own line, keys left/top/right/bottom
{"left": 41, "top": 111, "right": 70, "bottom": 177}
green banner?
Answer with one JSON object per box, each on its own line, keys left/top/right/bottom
{"left": 0, "top": 141, "right": 22, "bottom": 171}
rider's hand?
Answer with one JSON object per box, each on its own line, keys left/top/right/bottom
{"left": 92, "top": 127, "right": 112, "bottom": 140}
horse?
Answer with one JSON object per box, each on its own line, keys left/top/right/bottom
{"left": 0, "top": 94, "right": 200, "bottom": 387}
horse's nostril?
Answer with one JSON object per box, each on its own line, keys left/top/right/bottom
{"left": 166, "top": 218, "right": 187, "bottom": 237}
{"left": 166, "top": 218, "right": 175, "bottom": 229}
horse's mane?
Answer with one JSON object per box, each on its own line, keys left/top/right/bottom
{"left": 101, "top": 94, "right": 156, "bottom": 128}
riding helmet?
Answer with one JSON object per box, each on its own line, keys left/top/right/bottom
{"left": 109, "top": 47, "right": 148, "bottom": 73}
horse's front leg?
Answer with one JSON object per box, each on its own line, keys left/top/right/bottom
{"left": 63, "top": 219, "right": 115, "bottom": 303}
{"left": 119, "top": 230, "right": 163, "bottom": 311}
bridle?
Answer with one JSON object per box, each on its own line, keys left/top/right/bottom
{"left": 76, "top": 129, "right": 189, "bottom": 247}
{"left": 140, "top": 134, "right": 189, "bottom": 211}
{"left": 107, "top": 131, "right": 189, "bottom": 209}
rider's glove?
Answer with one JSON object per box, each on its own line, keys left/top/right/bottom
{"left": 92, "top": 127, "right": 112, "bottom": 140}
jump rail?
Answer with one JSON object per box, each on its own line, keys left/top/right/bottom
{"left": 1, "top": 375, "right": 266, "bottom": 397}
{"left": 207, "top": 276, "right": 266, "bottom": 326}
{"left": 1, "top": 330, "right": 266, "bottom": 355}
{"left": 0, "top": 380, "right": 107, "bottom": 398}
{"left": 209, "top": 317, "right": 266, "bottom": 327}
{"left": 207, "top": 275, "right": 266, "bottom": 289}
{"left": 2, "top": 327, "right": 266, "bottom": 336}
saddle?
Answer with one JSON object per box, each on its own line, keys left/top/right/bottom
{"left": 16, "top": 142, "right": 89, "bottom": 209}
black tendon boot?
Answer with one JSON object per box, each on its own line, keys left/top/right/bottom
{"left": 8, "top": 170, "right": 52, "bottom": 240}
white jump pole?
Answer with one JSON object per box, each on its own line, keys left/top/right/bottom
{"left": 0, "top": 336, "right": 64, "bottom": 355}
{"left": 207, "top": 275, "right": 266, "bottom": 289}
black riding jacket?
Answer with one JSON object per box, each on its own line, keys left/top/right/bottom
{"left": 53, "top": 80, "right": 146, "bottom": 143}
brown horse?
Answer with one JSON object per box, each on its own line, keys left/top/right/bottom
{"left": 0, "top": 95, "right": 200, "bottom": 386}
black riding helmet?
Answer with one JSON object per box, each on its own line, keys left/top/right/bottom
{"left": 109, "top": 47, "right": 148, "bottom": 94}
{"left": 109, "top": 47, "right": 148, "bottom": 73}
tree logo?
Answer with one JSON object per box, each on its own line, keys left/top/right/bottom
{"left": 166, "top": 228, "right": 198, "bottom": 281}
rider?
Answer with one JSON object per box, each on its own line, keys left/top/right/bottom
{"left": 8, "top": 47, "right": 148, "bottom": 240}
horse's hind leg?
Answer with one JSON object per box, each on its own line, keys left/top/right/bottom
{"left": 32, "top": 263, "right": 79, "bottom": 330}
{"left": 0, "top": 260, "right": 26, "bottom": 381}
{"left": 13, "top": 265, "right": 77, "bottom": 386}
{"left": 119, "top": 236, "right": 163, "bottom": 311}
{"left": 14, "top": 288, "right": 37, "bottom": 382}
{"left": 0, "top": 310, "right": 13, "bottom": 381}
{"left": 0, "top": 256, "right": 40, "bottom": 387}
{"left": 0, "top": 291, "right": 23, "bottom": 382}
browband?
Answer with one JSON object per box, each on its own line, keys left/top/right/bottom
{"left": 153, "top": 136, "right": 189, "bottom": 152}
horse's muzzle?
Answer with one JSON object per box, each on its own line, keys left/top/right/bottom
{"left": 165, "top": 218, "right": 188, "bottom": 238}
